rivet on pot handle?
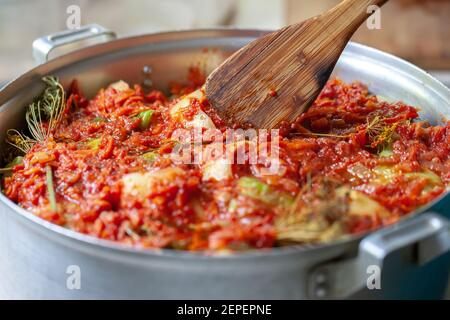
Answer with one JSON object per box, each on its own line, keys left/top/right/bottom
{"left": 32, "top": 24, "right": 116, "bottom": 65}
{"left": 308, "top": 213, "right": 450, "bottom": 299}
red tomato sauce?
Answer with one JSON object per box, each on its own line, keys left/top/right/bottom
{"left": 2, "top": 73, "right": 449, "bottom": 252}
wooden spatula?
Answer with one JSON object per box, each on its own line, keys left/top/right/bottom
{"left": 205, "top": 0, "right": 389, "bottom": 129}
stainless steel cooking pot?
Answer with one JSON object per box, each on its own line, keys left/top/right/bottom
{"left": 1, "top": 25, "right": 450, "bottom": 299}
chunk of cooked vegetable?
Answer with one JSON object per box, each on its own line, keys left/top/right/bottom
{"left": 87, "top": 138, "right": 101, "bottom": 150}
{"left": 170, "top": 89, "right": 204, "bottom": 118}
{"left": 237, "top": 177, "right": 294, "bottom": 208}
{"left": 372, "top": 165, "right": 398, "bottom": 185}
{"left": 335, "top": 187, "right": 390, "bottom": 219}
{"left": 136, "top": 110, "right": 155, "bottom": 130}
{"left": 170, "top": 89, "right": 216, "bottom": 129}
{"left": 202, "top": 159, "right": 232, "bottom": 181}
{"left": 121, "top": 167, "right": 185, "bottom": 199}
{"left": 276, "top": 186, "right": 389, "bottom": 244}
{"left": 141, "top": 151, "right": 158, "bottom": 162}
{"left": 405, "top": 170, "right": 442, "bottom": 186}
{"left": 110, "top": 80, "right": 130, "bottom": 92}
{"left": 378, "top": 147, "right": 394, "bottom": 158}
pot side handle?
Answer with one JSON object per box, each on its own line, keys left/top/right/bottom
{"left": 32, "top": 24, "right": 116, "bottom": 65}
{"left": 308, "top": 213, "right": 450, "bottom": 299}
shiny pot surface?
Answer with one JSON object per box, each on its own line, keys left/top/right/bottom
{"left": 0, "top": 27, "right": 449, "bottom": 299}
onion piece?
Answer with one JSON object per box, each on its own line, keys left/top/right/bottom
{"left": 170, "top": 89, "right": 216, "bottom": 129}
{"left": 202, "top": 159, "right": 232, "bottom": 181}
{"left": 121, "top": 167, "right": 185, "bottom": 199}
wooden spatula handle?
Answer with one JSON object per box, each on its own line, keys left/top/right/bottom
{"left": 325, "top": 0, "right": 389, "bottom": 36}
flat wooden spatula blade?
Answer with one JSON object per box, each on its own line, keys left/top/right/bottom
{"left": 205, "top": 0, "right": 388, "bottom": 129}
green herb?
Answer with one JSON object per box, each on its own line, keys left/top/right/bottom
{"left": 86, "top": 138, "right": 101, "bottom": 150}
{"left": 45, "top": 165, "right": 57, "bottom": 212}
{"left": 365, "top": 116, "right": 402, "bottom": 150}
{"left": 6, "top": 130, "right": 35, "bottom": 154}
{"left": 136, "top": 110, "right": 154, "bottom": 130}
{"left": 237, "top": 177, "right": 294, "bottom": 208}
{"left": 5, "top": 76, "right": 65, "bottom": 156}
{"left": 0, "top": 156, "right": 24, "bottom": 177}
{"left": 93, "top": 117, "right": 107, "bottom": 122}
{"left": 141, "top": 151, "right": 158, "bottom": 162}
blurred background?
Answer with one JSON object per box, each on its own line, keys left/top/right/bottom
{"left": 0, "top": 0, "right": 284, "bottom": 85}
{"left": 0, "top": 0, "right": 449, "bottom": 88}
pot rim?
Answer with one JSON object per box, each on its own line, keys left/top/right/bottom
{"left": 0, "top": 28, "right": 448, "bottom": 260}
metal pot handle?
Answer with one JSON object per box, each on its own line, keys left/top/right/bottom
{"left": 308, "top": 213, "right": 450, "bottom": 299}
{"left": 32, "top": 24, "right": 116, "bottom": 64}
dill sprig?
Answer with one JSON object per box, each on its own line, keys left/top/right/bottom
{"left": 26, "top": 76, "right": 66, "bottom": 142}
{"left": 5, "top": 129, "right": 35, "bottom": 154}
{"left": 365, "top": 116, "right": 384, "bottom": 144}
{"left": 5, "top": 76, "right": 65, "bottom": 155}
{"left": 365, "top": 115, "right": 401, "bottom": 150}
{"left": 3, "top": 76, "right": 65, "bottom": 212}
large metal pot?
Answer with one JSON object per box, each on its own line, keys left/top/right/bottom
{"left": 0, "top": 25, "right": 449, "bottom": 299}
